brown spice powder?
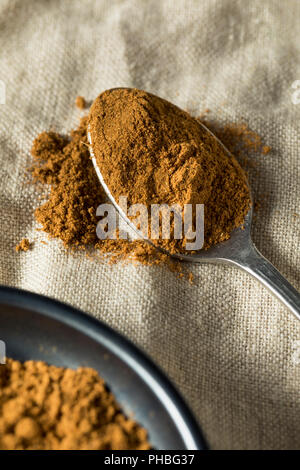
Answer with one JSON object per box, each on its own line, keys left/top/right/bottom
{"left": 30, "top": 116, "right": 186, "bottom": 276}
{"left": 75, "top": 95, "right": 86, "bottom": 110}
{"left": 15, "top": 239, "right": 31, "bottom": 252}
{"left": 31, "top": 120, "right": 104, "bottom": 248}
{"left": 0, "top": 358, "right": 150, "bottom": 450}
{"left": 201, "top": 120, "right": 271, "bottom": 166}
{"left": 89, "top": 88, "right": 251, "bottom": 252}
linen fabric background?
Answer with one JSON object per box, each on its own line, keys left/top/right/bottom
{"left": 0, "top": 0, "right": 299, "bottom": 450}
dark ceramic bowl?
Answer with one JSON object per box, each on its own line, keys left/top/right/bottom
{"left": 0, "top": 286, "right": 207, "bottom": 450}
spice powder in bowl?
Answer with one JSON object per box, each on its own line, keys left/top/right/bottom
{"left": 88, "top": 88, "right": 251, "bottom": 253}
{"left": 0, "top": 358, "right": 150, "bottom": 450}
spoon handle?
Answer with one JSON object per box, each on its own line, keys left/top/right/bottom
{"left": 233, "top": 243, "right": 300, "bottom": 321}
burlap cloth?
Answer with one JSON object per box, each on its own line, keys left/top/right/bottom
{"left": 0, "top": 0, "right": 299, "bottom": 450}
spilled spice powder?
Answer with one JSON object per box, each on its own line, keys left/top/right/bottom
{"left": 31, "top": 119, "right": 104, "bottom": 248}
{"left": 15, "top": 239, "right": 31, "bottom": 252}
{"left": 30, "top": 116, "right": 184, "bottom": 275}
{"left": 0, "top": 358, "right": 150, "bottom": 450}
{"left": 89, "top": 88, "right": 251, "bottom": 252}
{"left": 201, "top": 120, "right": 271, "bottom": 169}
{"left": 262, "top": 145, "right": 271, "bottom": 155}
{"left": 75, "top": 95, "right": 86, "bottom": 110}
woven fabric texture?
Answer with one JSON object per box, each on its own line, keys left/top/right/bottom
{"left": 0, "top": 0, "right": 299, "bottom": 449}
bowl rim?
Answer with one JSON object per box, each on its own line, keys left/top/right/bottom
{"left": 0, "top": 285, "right": 207, "bottom": 450}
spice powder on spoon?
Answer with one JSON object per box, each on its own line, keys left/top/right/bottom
{"left": 88, "top": 88, "right": 251, "bottom": 253}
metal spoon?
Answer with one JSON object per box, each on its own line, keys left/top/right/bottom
{"left": 88, "top": 119, "right": 300, "bottom": 321}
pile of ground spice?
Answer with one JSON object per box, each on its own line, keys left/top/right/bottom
{"left": 0, "top": 358, "right": 150, "bottom": 450}
{"left": 30, "top": 115, "right": 186, "bottom": 276}
{"left": 31, "top": 118, "right": 104, "bottom": 247}
{"left": 89, "top": 88, "right": 251, "bottom": 252}
{"left": 15, "top": 239, "right": 31, "bottom": 252}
